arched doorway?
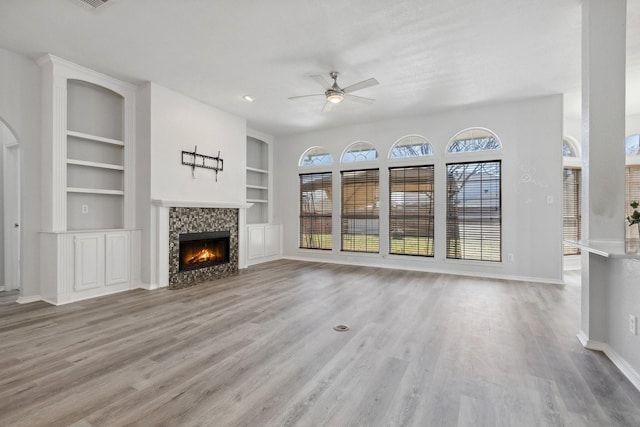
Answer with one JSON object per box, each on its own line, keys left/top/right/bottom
{"left": 1, "top": 118, "right": 20, "bottom": 303}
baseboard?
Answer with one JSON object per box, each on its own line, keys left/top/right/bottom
{"left": 246, "top": 254, "right": 283, "bottom": 267}
{"left": 138, "top": 282, "right": 160, "bottom": 290}
{"left": 16, "top": 295, "right": 42, "bottom": 304}
{"left": 563, "top": 255, "right": 582, "bottom": 271}
{"left": 577, "top": 331, "right": 640, "bottom": 392}
{"left": 281, "top": 255, "right": 565, "bottom": 285}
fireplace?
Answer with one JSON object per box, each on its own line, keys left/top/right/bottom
{"left": 179, "top": 231, "right": 230, "bottom": 272}
{"left": 168, "top": 207, "right": 239, "bottom": 289}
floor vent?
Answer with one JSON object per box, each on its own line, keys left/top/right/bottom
{"left": 78, "top": 0, "right": 109, "bottom": 9}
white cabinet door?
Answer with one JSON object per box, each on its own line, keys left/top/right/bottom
{"left": 264, "top": 224, "right": 280, "bottom": 257}
{"left": 247, "top": 226, "right": 265, "bottom": 259}
{"left": 74, "top": 233, "right": 104, "bottom": 291}
{"left": 105, "top": 232, "right": 129, "bottom": 286}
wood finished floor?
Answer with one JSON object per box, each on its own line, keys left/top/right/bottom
{"left": 1, "top": 260, "right": 639, "bottom": 427}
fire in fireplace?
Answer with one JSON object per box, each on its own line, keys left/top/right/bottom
{"left": 179, "top": 231, "right": 230, "bottom": 271}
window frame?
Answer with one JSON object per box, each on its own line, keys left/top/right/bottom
{"left": 389, "top": 164, "right": 435, "bottom": 257}
{"left": 626, "top": 135, "right": 640, "bottom": 241}
{"left": 446, "top": 159, "right": 502, "bottom": 262}
{"left": 340, "top": 168, "right": 380, "bottom": 253}
{"left": 562, "top": 167, "right": 581, "bottom": 255}
{"left": 299, "top": 171, "right": 333, "bottom": 250}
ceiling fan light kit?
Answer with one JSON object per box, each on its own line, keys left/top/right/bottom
{"left": 289, "top": 71, "right": 379, "bottom": 111}
{"left": 326, "top": 91, "right": 344, "bottom": 104}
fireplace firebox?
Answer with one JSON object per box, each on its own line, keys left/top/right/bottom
{"left": 179, "top": 231, "right": 230, "bottom": 272}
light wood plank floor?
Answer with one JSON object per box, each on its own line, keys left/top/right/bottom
{"left": 1, "top": 260, "right": 639, "bottom": 426}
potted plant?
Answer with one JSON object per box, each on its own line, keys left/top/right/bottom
{"left": 627, "top": 201, "right": 640, "bottom": 239}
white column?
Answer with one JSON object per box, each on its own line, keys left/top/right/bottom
{"left": 580, "top": 0, "right": 626, "bottom": 341}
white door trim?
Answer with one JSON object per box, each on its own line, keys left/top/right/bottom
{"left": 2, "top": 120, "right": 21, "bottom": 293}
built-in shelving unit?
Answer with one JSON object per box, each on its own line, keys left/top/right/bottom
{"left": 245, "top": 129, "right": 282, "bottom": 265}
{"left": 66, "top": 79, "right": 126, "bottom": 230}
{"left": 246, "top": 135, "right": 270, "bottom": 224}
{"left": 38, "top": 54, "right": 140, "bottom": 305}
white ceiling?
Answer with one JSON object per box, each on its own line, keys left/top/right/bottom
{"left": 0, "top": 0, "right": 638, "bottom": 136}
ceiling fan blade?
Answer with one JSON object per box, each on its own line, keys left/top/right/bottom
{"left": 343, "top": 77, "right": 379, "bottom": 93}
{"left": 310, "top": 74, "right": 331, "bottom": 89}
{"left": 321, "top": 101, "right": 334, "bottom": 113}
{"left": 288, "top": 94, "right": 325, "bottom": 101}
{"left": 344, "top": 93, "right": 375, "bottom": 104}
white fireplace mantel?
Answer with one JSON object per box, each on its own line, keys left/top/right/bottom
{"left": 152, "top": 199, "right": 253, "bottom": 209}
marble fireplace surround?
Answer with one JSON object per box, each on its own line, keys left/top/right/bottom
{"left": 153, "top": 200, "right": 251, "bottom": 289}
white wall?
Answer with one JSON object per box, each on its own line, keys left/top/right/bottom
{"left": 136, "top": 83, "right": 153, "bottom": 285}
{"left": 0, "top": 48, "right": 41, "bottom": 299}
{"left": 136, "top": 82, "right": 247, "bottom": 287}
{"left": 274, "top": 95, "right": 564, "bottom": 283}
{"left": 0, "top": 126, "right": 4, "bottom": 285}
{"left": 149, "top": 83, "right": 246, "bottom": 203}
{"left": 564, "top": 114, "right": 640, "bottom": 144}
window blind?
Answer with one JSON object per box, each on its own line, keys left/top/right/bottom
{"left": 446, "top": 161, "right": 501, "bottom": 261}
{"left": 626, "top": 165, "right": 640, "bottom": 240}
{"left": 299, "top": 172, "right": 332, "bottom": 250}
{"left": 341, "top": 169, "right": 379, "bottom": 253}
{"left": 563, "top": 168, "right": 581, "bottom": 255}
{"left": 389, "top": 166, "right": 434, "bottom": 257}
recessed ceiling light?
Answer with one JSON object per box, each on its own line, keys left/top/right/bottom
{"left": 243, "top": 95, "right": 254, "bottom": 102}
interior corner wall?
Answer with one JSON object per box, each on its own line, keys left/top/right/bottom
{"left": 0, "top": 47, "right": 41, "bottom": 298}
{"left": 273, "top": 95, "right": 564, "bottom": 283}
{"left": 136, "top": 83, "right": 153, "bottom": 286}
{"left": 149, "top": 83, "right": 246, "bottom": 203}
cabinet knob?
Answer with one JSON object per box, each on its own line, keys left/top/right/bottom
{"left": 14, "top": 223, "right": 19, "bottom": 228}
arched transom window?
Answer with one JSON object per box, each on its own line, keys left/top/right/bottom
{"left": 447, "top": 128, "right": 501, "bottom": 153}
{"left": 389, "top": 135, "right": 433, "bottom": 159}
{"left": 300, "top": 146, "right": 333, "bottom": 167}
{"left": 626, "top": 134, "right": 640, "bottom": 157}
{"left": 563, "top": 138, "right": 579, "bottom": 157}
{"left": 341, "top": 141, "right": 378, "bottom": 163}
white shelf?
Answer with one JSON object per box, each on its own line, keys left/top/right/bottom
{"left": 247, "top": 198, "right": 268, "bottom": 203}
{"left": 67, "top": 187, "right": 124, "bottom": 195}
{"left": 67, "top": 159, "right": 124, "bottom": 170}
{"left": 246, "top": 166, "right": 268, "bottom": 174}
{"left": 67, "top": 130, "right": 124, "bottom": 146}
{"left": 246, "top": 184, "right": 268, "bottom": 190}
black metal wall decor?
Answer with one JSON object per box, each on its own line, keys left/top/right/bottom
{"left": 181, "top": 145, "right": 224, "bottom": 181}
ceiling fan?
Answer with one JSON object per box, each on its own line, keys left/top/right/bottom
{"left": 288, "top": 71, "right": 379, "bottom": 112}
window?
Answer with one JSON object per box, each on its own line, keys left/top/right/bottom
{"left": 300, "top": 173, "right": 332, "bottom": 249}
{"left": 300, "top": 147, "right": 333, "bottom": 167}
{"left": 626, "top": 135, "right": 640, "bottom": 240}
{"left": 389, "top": 135, "right": 433, "bottom": 158}
{"left": 341, "top": 141, "right": 378, "bottom": 163}
{"left": 625, "top": 134, "right": 640, "bottom": 156}
{"left": 626, "top": 165, "right": 640, "bottom": 240}
{"left": 341, "top": 169, "right": 379, "bottom": 252}
{"left": 563, "top": 138, "right": 578, "bottom": 157}
{"left": 447, "top": 128, "right": 501, "bottom": 153}
{"left": 389, "top": 166, "right": 434, "bottom": 256}
{"left": 446, "top": 161, "right": 501, "bottom": 261}
{"left": 563, "top": 137, "right": 581, "bottom": 255}
{"left": 563, "top": 168, "right": 581, "bottom": 255}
